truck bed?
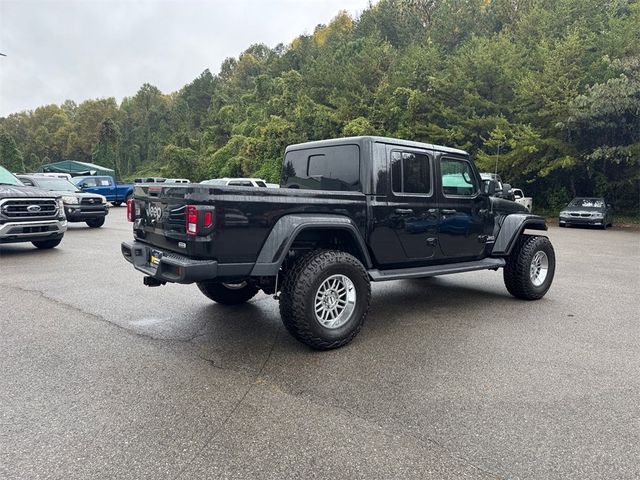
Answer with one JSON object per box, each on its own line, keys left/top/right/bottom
{"left": 131, "top": 184, "right": 367, "bottom": 263}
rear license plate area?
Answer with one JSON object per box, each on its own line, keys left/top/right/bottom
{"left": 149, "top": 249, "right": 162, "bottom": 266}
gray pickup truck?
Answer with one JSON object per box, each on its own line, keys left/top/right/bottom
{"left": 0, "top": 166, "right": 67, "bottom": 249}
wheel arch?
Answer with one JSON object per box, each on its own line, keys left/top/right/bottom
{"left": 250, "top": 214, "right": 372, "bottom": 276}
{"left": 492, "top": 213, "right": 548, "bottom": 256}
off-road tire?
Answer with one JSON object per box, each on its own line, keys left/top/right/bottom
{"left": 503, "top": 235, "right": 555, "bottom": 300}
{"left": 32, "top": 238, "right": 62, "bottom": 249}
{"left": 196, "top": 281, "right": 259, "bottom": 305}
{"left": 279, "top": 249, "right": 371, "bottom": 350}
{"left": 86, "top": 218, "right": 105, "bottom": 228}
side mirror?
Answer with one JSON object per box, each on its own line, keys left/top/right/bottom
{"left": 482, "top": 179, "right": 497, "bottom": 195}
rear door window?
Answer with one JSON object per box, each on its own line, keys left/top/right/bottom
{"left": 391, "top": 151, "right": 432, "bottom": 195}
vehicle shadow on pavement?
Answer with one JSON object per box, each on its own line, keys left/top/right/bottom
{"left": 365, "top": 276, "right": 518, "bottom": 331}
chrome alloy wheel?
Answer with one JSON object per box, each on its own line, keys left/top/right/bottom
{"left": 530, "top": 251, "right": 549, "bottom": 287}
{"left": 314, "top": 274, "right": 357, "bottom": 329}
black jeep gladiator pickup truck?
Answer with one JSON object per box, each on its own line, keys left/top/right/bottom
{"left": 1, "top": 166, "right": 67, "bottom": 249}
{"left": 122, "top": 136, "right": 555, "bottom": 349}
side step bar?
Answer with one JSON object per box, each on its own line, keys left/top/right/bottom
{"left": 368, "top": 258, "right": 506, "bottom": 282}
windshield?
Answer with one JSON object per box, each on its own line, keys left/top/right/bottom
{"left": 569, "top": 198, "right": 605, "bottom": 208}
{"left": 0, "top": 166, "right": 24, "bottom": 186}
{"left": 33, "top": 177, "right": 79, "bottom": 192}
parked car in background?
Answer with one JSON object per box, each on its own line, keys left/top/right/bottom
{"left": 559, "top": 198, "right": 613, "bottom": 229}
{"left": 134, "top": 177, "right": 166, "bottom": 183}
{"left": 0, "top": 166, "right": 67, "bottom": 249}
{"left": 512, "top": 188, "right": 533, "bottom": 212}
{"left": 480, "top": 173, "right": 515, "bottom": 200}
{"left": 18, "top": 175, "right": 109, "bottom": 228}
{"left": 72, "top": 175, "right": 133, "bottom": 206}
{"left": 165, "top": 178, "right": 190, "bottom": 184}
{"left": 38, "top": 172, "right": 73, "bottom": 181}
{"left": 200, "top": 177, "right": 268, "bottom": 187}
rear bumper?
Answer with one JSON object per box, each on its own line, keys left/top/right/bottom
{"left": 121, "top": 240, "right": 218, "bottom": 283}
{"left": 0, "top": 219, "right": 67, "bottom": 244}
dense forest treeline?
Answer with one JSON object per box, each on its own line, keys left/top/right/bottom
{"left": 1, "top": 0, "right": 638, "bottom": 211}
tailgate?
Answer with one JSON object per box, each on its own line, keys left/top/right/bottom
{"left": 132, "top": 185, "right": 212, "bottom": 258}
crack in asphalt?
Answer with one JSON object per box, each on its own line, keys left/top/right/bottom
{"left": 172, "top": 326, "right": 281, "bottom": 480}
{"left": 0, "top": 283, "right": 208, "bottom": 344}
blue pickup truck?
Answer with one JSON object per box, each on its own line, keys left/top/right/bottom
{"left": 72, "top": 176, "right": 133, "bottom": 206}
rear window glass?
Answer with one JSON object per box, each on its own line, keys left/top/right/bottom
{"left": 282, "top": 145, "right": 360, "bottom": 191}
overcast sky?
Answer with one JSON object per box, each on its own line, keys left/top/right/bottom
{"left": 0, "top": 0, "right": 372, "bottom": 117}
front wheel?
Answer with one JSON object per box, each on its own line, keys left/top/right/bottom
{"left": 279, "top": 250, "right": 371, "bottom": 350}
{"left": 32, "top": 238, "right": 62, "bottom": 249}
{"left": 86, "top": 218, "right": 105, "bottom": 228}
{"left": 197, "top": 281, "right": 259, "bottom": 305}
{"left": 503, "top": 235, "right": 555, "bottom": 300}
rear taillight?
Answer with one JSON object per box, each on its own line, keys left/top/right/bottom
{"left": 203, "top": 211, "right": 213, "bottom": 228}
{"left": 127, "top": 199, "right": 134, "bottom": 222}
{"left": 185, "top": 205, "right": 214, "bottom": 236}
{"left": 186, "top": 205, "right": 198, "bottom": 235}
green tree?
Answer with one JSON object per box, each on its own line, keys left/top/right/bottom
{"left": 0, "top": 129, "right": 25, "bottom": 172}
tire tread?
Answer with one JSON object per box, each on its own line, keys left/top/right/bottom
{"left": 503, "top": 235, "right": 555, "bottom": 300}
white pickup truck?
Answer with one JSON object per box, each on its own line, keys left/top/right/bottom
{"left": 512, "top": 188, "right": 532, "bottom": 212}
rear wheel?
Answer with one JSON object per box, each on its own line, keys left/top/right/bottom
{"left": 86, "top": 218, "right": 105, "bottom": 228}
{"left": 503, "top": 235, "right": 555, "bottom": 300}
{"left": 279, "top": 249, "right": 371, "bottom": 350}
{"left": 32, "top": 238, "right": 62, "bottom": 249}
{"left": 197, "top": 280, "right": 259, "bottom": 305}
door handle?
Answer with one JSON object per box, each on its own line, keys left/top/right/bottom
{"left": 441, "top": 209, "right": 457, "bottom": 215}
{"left": 395, "top": 208, "right": 414, "bottom": 215}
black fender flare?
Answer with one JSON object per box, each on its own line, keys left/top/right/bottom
{"left": 250, "top": 214, "right": 372, "bottom": 276}
{"left": 491, "top": 213, "right": 547, "bottom": 256}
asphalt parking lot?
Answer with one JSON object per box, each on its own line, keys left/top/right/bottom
{"left": 1, "top": 210, "right": 638, "bottom": 480}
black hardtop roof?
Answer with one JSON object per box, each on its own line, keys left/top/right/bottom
{"left": 286, "top": 136, "right": 468, "bottom": 156}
